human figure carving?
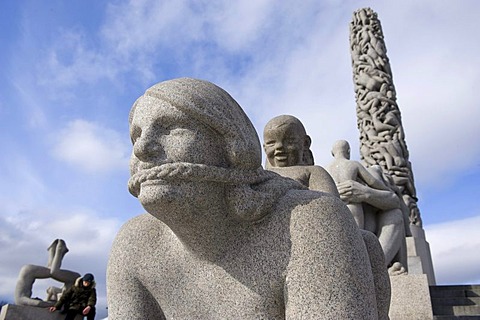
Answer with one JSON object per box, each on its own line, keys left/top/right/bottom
{"left": 107, "top": 78, "right": 384, "bottom": 319}
{"left": 14, "top": 239, "right": 80, "bottom": 307}
{"left": 263, "top": 115, "right": 338, "bottom": 195}
{"left": 262, "top": 118, "right": 391, "bottom": 319}
{"left": 327, "top": 140, "right": 390, "bottom": 228}
{"left": 335, "top": 163, "right": 409, "bottom": 275}
{"left": 350, "top": 7, "right": 422, "bottom": 226}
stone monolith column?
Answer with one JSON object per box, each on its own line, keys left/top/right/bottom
{"left": 349, "top": 7, "right": 435, "bottom": 285}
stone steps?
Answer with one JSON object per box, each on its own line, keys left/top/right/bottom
{"left": 431, "top": 285, "right": 480, "bottom": 319}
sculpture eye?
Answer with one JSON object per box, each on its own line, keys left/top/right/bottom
{"left": 265, "top": 140, "right": 276, "bottom": 147}
{"left": 130, "top": 126, "right": 142, "bottom": 144}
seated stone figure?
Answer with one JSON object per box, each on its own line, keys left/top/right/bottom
{"left": 107, "top": 78, "right": 385, "bottom": 319}
{"left": 263, "top": 115, "right": 390, "bottom": 319}
{"left": 331, "top": 142, "right": 409, "bottom": 274}
{"left": 327, "top": 139, "right": 390, "bottom": 228}
{"left": 15, "top": 239, "right": 80, "bottom": 307}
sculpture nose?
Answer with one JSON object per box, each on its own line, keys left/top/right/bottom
{"left": 274, "top": 140, "right": 284, "bottom": 150}
{"left": 133, "top": 132, "right": 163, "bottom": 161}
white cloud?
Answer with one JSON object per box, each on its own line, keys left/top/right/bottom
{"left": 425, "top": 215, "right": 480, "bottom": 284}
{"left": 36, "top": 29, "right": 117, "bottom": 94}
{"left": 51, "top": 120, "right": 130, "bottom": 174}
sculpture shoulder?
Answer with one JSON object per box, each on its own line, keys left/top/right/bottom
{"left": 111, "top": 214, "right": 174, "bottom": 260}
{"left": 108, "top": 214, "right": 169, "bottom": 319}
{"left": 304, "top": 165, "right": 339, "bottom": 196}
{"left": 116, "top": 213, "right": 166, "bottom": 237}
{"left": 281, "top": 189, "right": 348, "bottom": 223}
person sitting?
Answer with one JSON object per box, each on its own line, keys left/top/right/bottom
{"left": 14, "top": 239, "right": 80, "bottom": 307}
{"left": 49, "top": 273, "right": 96, "bottom": 320}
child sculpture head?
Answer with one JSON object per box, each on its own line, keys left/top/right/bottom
{"left": 263, "top": 115, "right": 314, "bottom": 168}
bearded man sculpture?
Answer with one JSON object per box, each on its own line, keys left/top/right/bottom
{"left": 107, "top": 78, "right": 383, "bottom": 319}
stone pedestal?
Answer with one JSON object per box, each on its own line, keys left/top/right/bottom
{"left": 0, "top": 304, "right": 83, "bottom": 320}
{"left": 389, "top": 274, "right": 433, "bottom": 320}
{"left": 407, "top": 225, "right": 436, "bottom": 285}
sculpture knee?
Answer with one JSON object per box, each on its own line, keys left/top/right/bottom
{"left": 379, "top": 208, "right": 404, "bottom": 228}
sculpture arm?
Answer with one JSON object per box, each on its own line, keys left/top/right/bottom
{"left": 356, "top": 163, "right": 390, "bottom": 191}
{"left": 107, "top": 218, "right": 166, "bottom": 320}
{"left": 307, "top": 166, "right": 339, "bottom": 197}
{"left": 285, "top": 194, "right": 378, "bottom": 319}
{"left": 337, "top": 180, "right": 399, "bottom": 210}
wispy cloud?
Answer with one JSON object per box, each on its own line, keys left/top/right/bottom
{"left": 426, "top": 215, "right": 480, "bottom": 284}
{"left": 51, "top": 120, "right": 129, "bottom": 174}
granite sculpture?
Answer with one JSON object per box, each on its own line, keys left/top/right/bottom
{"left": 263, "top": 115, "right": 391, "bottom": 318}
{"left": 350, "top": 7, "right": 421, "bottom": 226}
{"left": 326, "top": 140, "right": 409, "bottom": 273}
{"left": 263, "top": 115, "right": 338, "bottom": 195}
{"left": 327, "top": 139, "right": 390, "bottom": 228}
{"left": 107, "top": 78, "right": 383, "bottom": 319}
{"left": 15, "top": 239, "right": 80, "bottom": 307}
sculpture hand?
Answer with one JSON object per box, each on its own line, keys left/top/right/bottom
{"left": 336, "top": 180, "right": 369, "bottom": 203}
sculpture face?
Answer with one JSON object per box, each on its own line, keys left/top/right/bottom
{"left": 129, "top": 98, "right": 226, "bottom": 207}
{"left": 263, "top": 122, "right": 305, "bottom": 167}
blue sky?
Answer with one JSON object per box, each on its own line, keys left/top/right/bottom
{"left": 1, "top": 1, "right": 479, "bottom": 317}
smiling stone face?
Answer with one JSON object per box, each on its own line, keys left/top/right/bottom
{"left": 263, "top": 115, "right": 309, "bottom": 168}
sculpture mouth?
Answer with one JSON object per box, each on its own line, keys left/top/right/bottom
{"left": 141, "top": 179, "right": 169, "bottom": 187}
{"left": 129, "top": 166, "right": 170, "bottom": 197}
{"left": 274, "top": 154, "right": 288, "bottom": 162}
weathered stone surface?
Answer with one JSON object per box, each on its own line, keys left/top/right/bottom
{"left": 407, "top": 226, "right": 436, "bottom": 285}
{"left": 389, "top": 274, "right": 433, "bottom": 320}
{"left": 107, "top": 78, "right": 380, "bottom": 319}
{"left": 350, "top": 7, "right": 436, "bottom": 284}
{"left": 0, "top": 304, "right": 82, "bottom": 320}
{"left": 327, "top": 139, "right": 391, "bottom": 229}
{"left": 349, "top": 7, "right": 422, "bottom": 227}
{"left": 263, "top": 115, "right": 338, "bottom": 196}
{"left": 263, "top": 116, "right": 391, "bottom": 319}
{"left": 327, "top": 140, "right": 409, "bottom": 272}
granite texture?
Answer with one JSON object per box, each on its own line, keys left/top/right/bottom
{"left": 263, "top": 118, "right": 391, "bottom": 319}
{"left": 107, "top": 78, "right": 380, "bottom": 319}
{"left": 328, "top": 141, "right": 409, "bottom": 270}
{"left": 350, "top": 7, "right": 422, "bottom": 226}
{"left": 407, "top": 226, "right": 436, "bottom": 285}
{"left": 263, "top": 115, "right": 338, "bottom": 196}
{"left": 327, "top": 139, "right": 391, "bottom": 229}
{"left": 389, "top": 274, "right": 433, "bottom": 319}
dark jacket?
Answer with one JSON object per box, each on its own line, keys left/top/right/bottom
{"left": 54, "top": 277, "right": 97, "bottom": 311}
